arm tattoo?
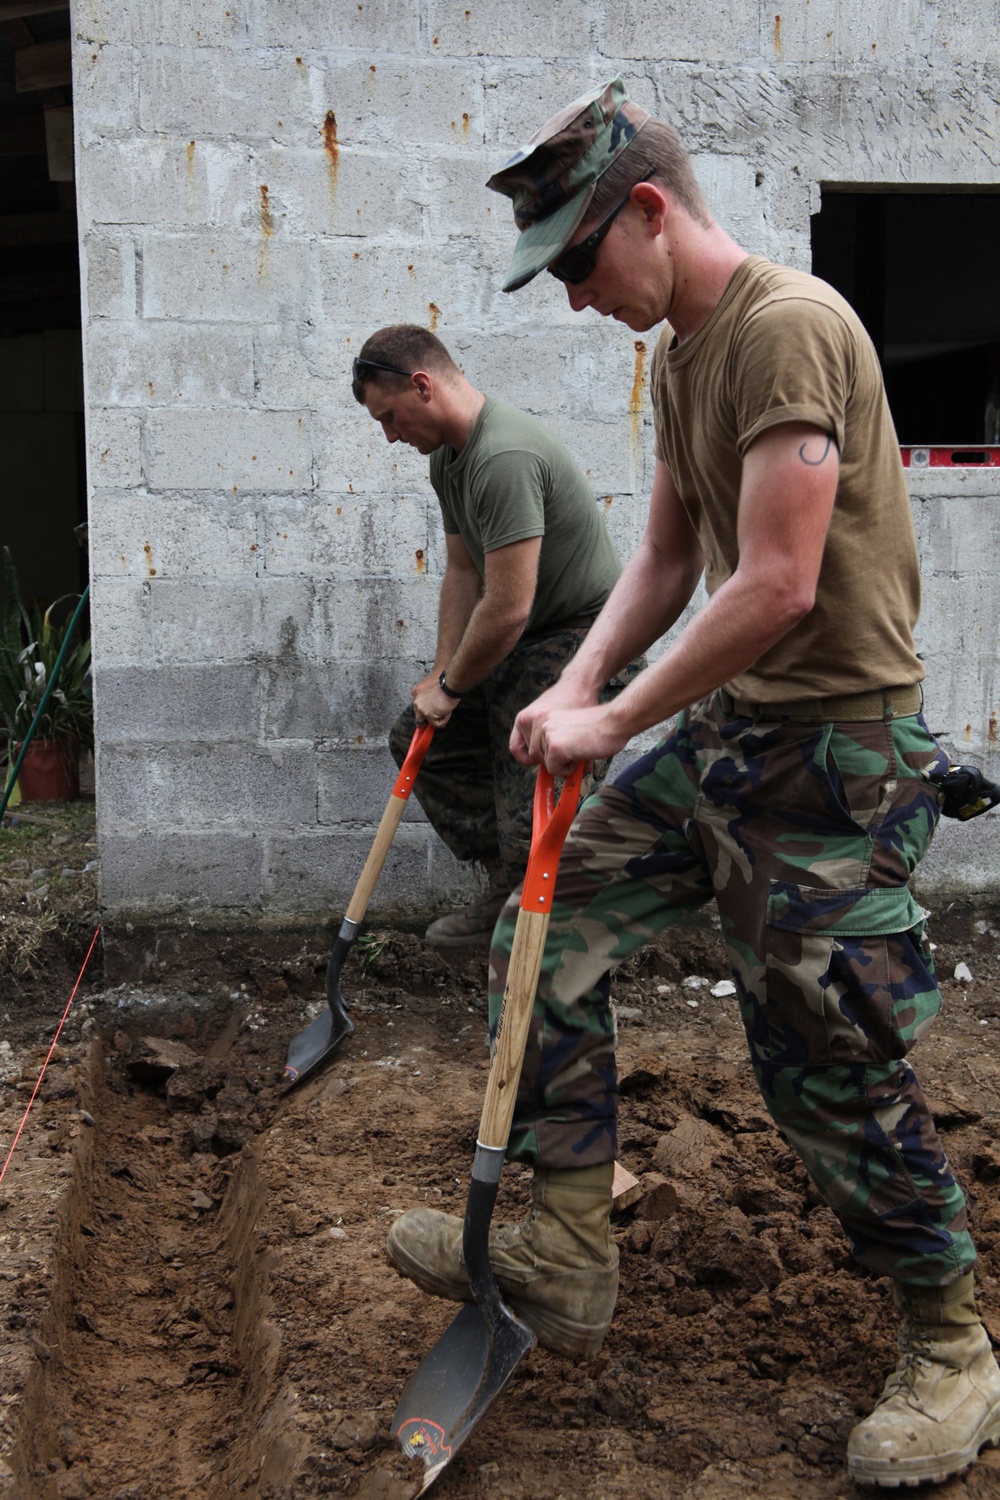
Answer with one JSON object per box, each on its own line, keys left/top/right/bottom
{"left": 799, "top": 435, "right": 835, "bottom": 467}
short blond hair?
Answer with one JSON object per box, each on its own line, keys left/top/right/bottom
{"left": 588, "top": 119, "right": 712, "bottom": 229}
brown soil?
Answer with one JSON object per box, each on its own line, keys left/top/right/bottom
{"left": 2, "top": 800, "right": 1000, "bottom": 1499}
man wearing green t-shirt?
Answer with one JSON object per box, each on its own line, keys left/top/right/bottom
{"left": 384, "top": 85, "right": 1000, "bottom": 1486}
{"left": 351, "top": 324, "right": 640, "bottom": 946}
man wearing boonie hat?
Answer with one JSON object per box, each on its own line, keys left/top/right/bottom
{"left": 386, "top": 79, "right": 1000, "bottom": 1486}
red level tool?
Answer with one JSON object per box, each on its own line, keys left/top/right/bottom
{"left": 900, "top": 446, "right": 1000, "bottom": 468}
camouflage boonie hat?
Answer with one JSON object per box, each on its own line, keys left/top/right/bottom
{"left": 486, "top": 76, "right": 649, "bottom": 293}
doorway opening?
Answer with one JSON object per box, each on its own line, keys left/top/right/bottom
{"left": 810, "top": 189, "right": 1000, "bottom": 448}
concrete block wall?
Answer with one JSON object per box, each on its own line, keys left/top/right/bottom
{"left": 72, "top": 1, "right": 1000, "bottom": 921}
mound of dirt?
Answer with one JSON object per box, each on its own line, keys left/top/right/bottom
{"left": 2, "top": 802, "right": 1000, "bottom": 1498}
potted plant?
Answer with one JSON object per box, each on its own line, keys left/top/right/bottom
{"left": 1, "top": 546, "right": 92, "bottom": 803}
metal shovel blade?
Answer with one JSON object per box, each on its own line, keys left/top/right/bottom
{"left": 281, "top": 725, "right": 435, "bottom": 1091}
{"left": 394, "top": 1300, "right": 535, "bottom": 1494}
{"left": 282, "top": 951, "right": 355, "bottom": 1089}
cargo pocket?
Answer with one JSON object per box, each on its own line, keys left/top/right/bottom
{"left": 763, "top": 881, "right": 939, "bottom": 1066}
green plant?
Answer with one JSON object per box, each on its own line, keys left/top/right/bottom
{"left": 0, "top": 546, "right": 92, "bottom": 752}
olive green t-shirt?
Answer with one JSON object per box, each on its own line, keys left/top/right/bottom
{"left": 651, "top": 256, "right": 924, "bottom": 701}
{"left": 430, "top": 395, "right": 621, "bottom": 637}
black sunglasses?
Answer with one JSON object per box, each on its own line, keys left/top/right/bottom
{"left": 548, "top": 169, "right": 656, "bottom": 286}
{"left": 352, "top": 357, "right": 414, "bottom": 381}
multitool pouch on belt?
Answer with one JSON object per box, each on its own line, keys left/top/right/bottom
{"left": 930, "top": 763, "right": 1000, "bottom": 821}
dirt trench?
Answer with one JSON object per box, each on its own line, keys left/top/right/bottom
{"left": 2, "top": 910, "right": 1000, "bottom": 1500}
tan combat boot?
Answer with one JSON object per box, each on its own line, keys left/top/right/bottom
{"left": 424, "top": 871, "right": 512, "bottom": 948}
{"left": 386, "top": 1162, "right": 618, "bottom": 1356}
{"left": 847, "top": 1272, "right": 1000, "bottom": 1487}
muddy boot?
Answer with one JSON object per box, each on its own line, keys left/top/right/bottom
{"left": 847, "top": 1272, "right": 1000, "bottom": 1487}
{"left": 424, "top": 872, "right": 511, "bottom": 948}
{"left": 386, "top": 1162, "right": 618, "bottom": 1356}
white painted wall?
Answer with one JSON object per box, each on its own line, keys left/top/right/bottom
{"left": 71, "top": 1, "right": 1000, "bottom": 919}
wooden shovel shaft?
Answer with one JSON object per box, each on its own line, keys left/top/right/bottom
{"left": 475, "top": 761, "right": 584, "bottom": 1154}
{"left": 344, "top": 723, "right": 433, "bottom": 925}
{"left": 478, "top": 907, "right": 549, "bottom": 1152}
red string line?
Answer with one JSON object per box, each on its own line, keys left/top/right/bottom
{"left": 0, "top": 924, "right": 102, "bottom": 1187}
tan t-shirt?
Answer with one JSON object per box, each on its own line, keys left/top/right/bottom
{"left": 651, "top": 256, "right": 923, "bottom": 701}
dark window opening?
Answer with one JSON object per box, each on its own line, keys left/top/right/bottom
{"left": 0, "top": 5, "right": 86, "bottom": 618}
{"left": 810, "top": 191, "right": 1000, "bottom": 448}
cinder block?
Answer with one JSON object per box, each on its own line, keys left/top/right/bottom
{"left": 263, "top": 824, "right": 438, "bottom": 914}
{"left": 148, "top": 578, "right": 259, "bottom": 664}
{"left": 261, "top": 656, "right": 417, "bottom": 742}
{"left": 316, "top": 745, "right": 429, "bottom": 826}
{"left": 246, "top": 145, "right": 430, "bottom": 242}
{"left": 146, "top": 408, "right": 313, "bottom": 492}
{"left": 313, "top": 238, "right": 493, "bottom": 329}
{"left": 82, "top": 234, "right": 135, "bottom": 321}
{"left": 80, "top": 138, "right": 252, "bottom": 228}
{"left": 87, "top": 408, "right": 143, "bottom": 488}
{"left": 429, "top": 0, "right": 595, "bottom": 58}
{"left": 90, "top": 577, "right": 154, "bottom": 669}
{"left": 450, "top": 327, "right": 639, "bottom": 422}
{"left": 245, "top": 0, "right": 420, "bottom": 51}
{"left": 86, "top": 321, "right": 255, "bottom": 408}
{"left": 537, "top": 411, "right": 643, "bottom": 495}
{"left": 322, "top": 60, "right": 485, "bottom": 148}
{"left": 139, "top": 48, "right": 317, "bottom": 143}
{"left": 313, "top": 412, "right": 435, "bottom": 495}
{"left": 97, "top": 830, "right": 263, "bottom": 912}
{"left": 95, "top": 664, "right": 260, "bottom": 740}
{"left": 762, "top": 0, "right": 930, "bottom": 66}
{"left": 74, "top": 0, "right": 251, "bottom": 48}
{"left": 72, "top": 39, "right": 138, "bottom": 141}
{"left": 307, "top": 577, "right": 439, "bottom": 662}
{"left": 89, "top": 492, "right": 261, "bottom": 580}
{"left": 141, "top": 232, "right": 320, "bottom": 324}
{"left": 691, "top": 152, "right": 775, "bottom": 253}
{"left": 98, "top": 740, "right": 317, "bottom": 828}
{"left": 260, "top": 494, "right": 431, "bottom": 579}
{"left": 602, "top": 0, "right": 758, "bottom": 63}
{"left": 417, "top": 151, "right": 511, "bottom": 244}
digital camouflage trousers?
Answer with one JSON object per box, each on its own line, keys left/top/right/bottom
{"left": 488, "top": 693, "right": 976, "bottom": 1288}
{"left": 390, "top": 626, "right": 645, "bottom": 892}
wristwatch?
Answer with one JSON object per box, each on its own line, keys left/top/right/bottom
{"left": 438, "top": 670, "right": 463, "bottom": 700}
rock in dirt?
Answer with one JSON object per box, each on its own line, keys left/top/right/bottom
{"left": 164, "top": 1056, "right": 228, "bottom": 1111}
{"left": 653, "top": 1113, "right": 729, "bottom": 1177}
{"left": 126, "top": 1036, "right": 201, "bottom": 1087}
{"left": 633, "top": 1172, "right": 681, "bottom": 1221}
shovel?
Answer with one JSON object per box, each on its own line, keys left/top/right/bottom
{"left": 283, "top": 723, "right": 435, "bottom": 1088}
{"left": 393, "top": 758, "right": 584, "bottom": 1493}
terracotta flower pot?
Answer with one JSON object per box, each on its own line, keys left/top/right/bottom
{"left": 14, "top": 738, "right": 81, "bottom": 802}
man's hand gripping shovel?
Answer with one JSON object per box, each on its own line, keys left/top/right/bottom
{"left": 283, "top": 724, "right": 435, "bottom": 1088}
{"left": 392, "top": 759, "right": 584, "bottom": 1493}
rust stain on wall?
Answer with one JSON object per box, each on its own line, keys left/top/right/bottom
{"left": 990, "top": 713, "right": 998, "bottom": 745}
{"left": 259, "top": 185, "right": 275, "bottom": 237}
{"left": 142, "top": 543, "right": 156, "bottom": 578}
{"left": 428, "top": 302, "right": 441, "bottom": 330}
{"left": 322, "top": 110, "right": 339, "bottom": 195}
{"left": 629, "top": 340, "right": 647, "bottom": 452}
{"left": 773, "top": 14, "right": 782, "bottom": 54}
{"left": 415, "top": 549, "right": 426, "bottom": 574}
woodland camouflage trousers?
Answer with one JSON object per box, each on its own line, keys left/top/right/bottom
{"left": 390, "top": 626, "right": 644, "bottom": 891}
{"left": 488, "top": 693, "right": 977, "bottom": 1288}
